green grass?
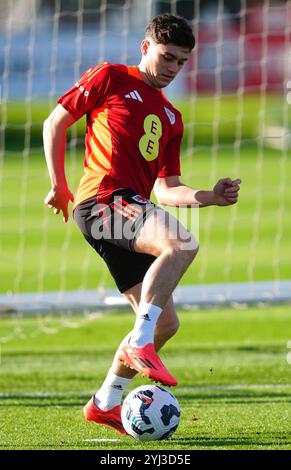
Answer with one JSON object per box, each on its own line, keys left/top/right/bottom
{"left": 0, "top": 304, "right": 290, "bottom": 450}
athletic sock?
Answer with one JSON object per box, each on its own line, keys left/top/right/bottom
{"left": 94, "top": 369, "right": 132, "bottom": 411}
{"left": 129, "top": 302, "right": 162, "bottom": 347}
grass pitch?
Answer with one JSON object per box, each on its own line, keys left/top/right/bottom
{"left": 1, "top": 95, "right": 290, "bottom": 451}
{"left": 1, "top": 304, "right": 290, "bottom": 450}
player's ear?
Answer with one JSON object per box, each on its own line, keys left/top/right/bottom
{"left": 141, "top": 39, "right": 150, "bottom": 56}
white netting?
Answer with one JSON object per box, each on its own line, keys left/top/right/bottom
{"left": 0, "top": 0, "right": 291, "bottom": 335}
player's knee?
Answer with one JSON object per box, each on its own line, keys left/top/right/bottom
{"left": 188, "top": 240, "right": 199, "bottom": 262}
{"left": 165, "top": 238, "right": 199, "bottom": 266}
{"left": 181, "top": 239, "right": 199, "bottom": 265}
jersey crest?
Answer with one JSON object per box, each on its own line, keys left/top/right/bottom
{"left": 164, "top": 107, "right": 176, "bottom": 125}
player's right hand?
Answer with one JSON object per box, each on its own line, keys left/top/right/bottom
{"left": 44, "top": 186, "right": 74, "bottom": 223}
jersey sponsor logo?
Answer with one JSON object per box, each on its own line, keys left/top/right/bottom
{"left": 125, "top": 90, "right": 143, "bottom": 102}
{"left": 164, "top": 107, "right": 176, "bottom": 125}
{"left": 131, "top": 195, "right": 151, "bottom": 204}
{"left": 139, "top": 114, "right": 163, "bottom": 161}
{"left": 75, "top": 81, "right": 89, "bottom": 96}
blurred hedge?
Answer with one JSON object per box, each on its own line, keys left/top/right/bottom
{"left": 2, "top": 94, "right": 287, "bottom": 152}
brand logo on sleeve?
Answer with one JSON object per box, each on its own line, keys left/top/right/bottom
{"left": 125, "top": 90, "right": 143, "bottom": 102}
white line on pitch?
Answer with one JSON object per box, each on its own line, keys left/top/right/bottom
{"left": 83, "top": 438, "right": 120, "bottom": 442}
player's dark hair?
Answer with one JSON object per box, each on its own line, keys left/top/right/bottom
{"left": 146, "top": 13, "right": 195, "bottom": 50}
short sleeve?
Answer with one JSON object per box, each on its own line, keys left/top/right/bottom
{"left": 157, "top": 132, "right": 182, "bottom": 178}
{"left": 57, "top": 62, "right": 112, "bottom": 121}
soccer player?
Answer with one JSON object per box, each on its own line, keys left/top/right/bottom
{"left": 43, "top": 13, "right": 241, "bottom": 434}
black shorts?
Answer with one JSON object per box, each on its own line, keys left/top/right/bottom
{"left": 73, "top": 188, "right": 157, "bottom": 293}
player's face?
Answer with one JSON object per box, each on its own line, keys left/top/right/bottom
{"left": 140, "top": 39, "right": 191, "bottom": 89}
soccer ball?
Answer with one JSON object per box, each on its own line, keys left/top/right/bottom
{"left": 121, "top": 384, "right": 181, "bottom": 441}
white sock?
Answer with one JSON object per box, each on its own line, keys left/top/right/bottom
{"left": 94, "top": 369, "right": 132, "bottom": 411}
{"left": 129, "top": 302, "right": 162, "bottom": 347}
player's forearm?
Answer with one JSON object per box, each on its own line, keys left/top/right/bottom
{"left": 43, "top": 117, "right": 68, "bottom": 189}
{"left": 157, "top": 184, "right": 215, "bottom": 207}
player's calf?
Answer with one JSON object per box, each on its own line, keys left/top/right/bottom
{"left": 154, "top": 317, "right": 180, "bottom": 350}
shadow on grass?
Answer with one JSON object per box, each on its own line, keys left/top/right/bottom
{"left": 1, "top": 389, "right": 291, "bottom": 407}
{"left": 17, "top": 434, "right": 288, "bottom": 450}
{"left": 0, "top": 394, "right": 86, "bottom": 407}
{"left": 178, "top": 390, "right": 291, "bottom": 402}
{"left": 168, "top": 435, "right": 291, "bottom": 448}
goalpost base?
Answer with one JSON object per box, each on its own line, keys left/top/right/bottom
{"left": 1, "top": 280, "right": 291, "bottom": 315}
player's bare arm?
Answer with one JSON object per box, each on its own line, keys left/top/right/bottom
{"left": 154, "top": 175, "right": 241, "bottom": 207}
{"left": 43, "top": 104, "right": 75, "bottom": 222}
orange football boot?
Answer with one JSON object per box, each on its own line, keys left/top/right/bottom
{"left": 83, "top": 396, "right": 127, "bottom": 435}
{"left": 118, "top": 342, "right": 177, "bottom": 387}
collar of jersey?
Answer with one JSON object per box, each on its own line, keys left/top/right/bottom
{"left": 127, "top": 65, "right": 143, "bottom": 81}
{"left": 127, "top": 66, "right": 162, "bottom": 94}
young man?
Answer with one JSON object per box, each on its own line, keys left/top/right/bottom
{"left": 43, "top": 13, "right": 241, "bottom": 434}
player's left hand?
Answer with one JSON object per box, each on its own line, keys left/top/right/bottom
{"left": 212, "top": 178, "right": 241, "bottom": 206}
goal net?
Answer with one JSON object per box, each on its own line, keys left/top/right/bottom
{"left": 0, "top": 0, "right": 291, "bottom": 323}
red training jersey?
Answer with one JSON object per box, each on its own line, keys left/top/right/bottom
{"left": 58, "top": 63, "right": 183, "bottom": 209}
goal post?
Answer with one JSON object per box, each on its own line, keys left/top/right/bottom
{"left": 0, "top": 0, "right": 291, "bottom": 322}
